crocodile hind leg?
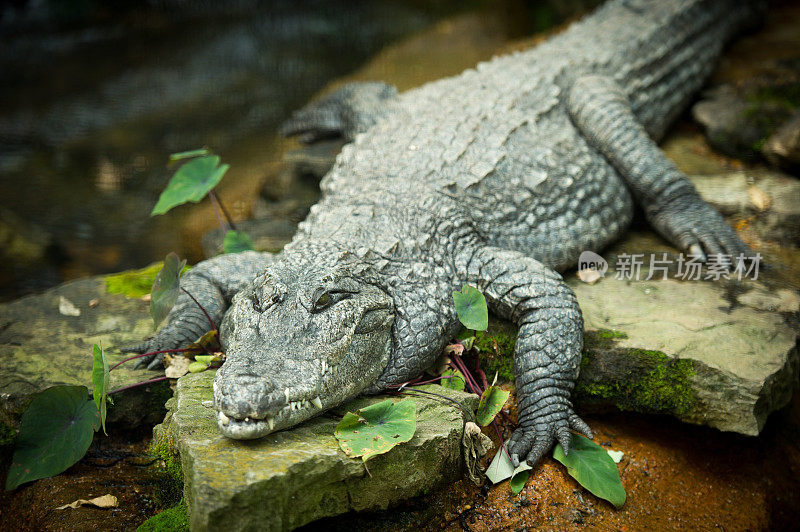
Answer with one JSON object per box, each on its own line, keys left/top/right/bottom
{"left": 279, "top": 81, "right": 397, "bottom": 143}
{"left": 124, "top": 250, "right": 273, "bottom": 369}
{"left": 566, "top": 75, "right": 753, "bottom": 261}
{"left": 457, "top": 245, "right": 592, "bottom": 466}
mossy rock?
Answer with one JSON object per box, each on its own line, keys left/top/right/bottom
{"left": 154, "top": 372, "right": 479, "bottom": 531}
{"left": 568, "top": 275, "right": 798, "bottom": 435}
{"left": 137, "top": 500, "right": 189, "bottom": 532}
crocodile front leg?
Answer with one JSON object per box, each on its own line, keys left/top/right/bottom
{"left": 457, "top": 246, "right": 592, "bottom": 466}
{"left": 566, "top": 75, "right": 753, "bottom": 261}
{"left": 125, "top": 250, "right": 273, "bottom": 368}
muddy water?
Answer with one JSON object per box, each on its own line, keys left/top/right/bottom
{"left": 0, "top": 0, "right": 536, "bottom": 301}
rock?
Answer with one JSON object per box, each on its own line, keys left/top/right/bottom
{"left": 0, "top": 274, "right": 171, "bottom": 436}
{"left": 692, "top": 81, "right": 800, "bottom": 163}
{"left": 763, "top": 110, "right": 800, "bottom": 171}
{"left": 568, "top": 274, "right": 799, "bottom": 436}
{"left": 152, "top": 372, "right": 479, "bottom": 531}
{"left": 689, "top": 170, "right": 800, "bottom": 245}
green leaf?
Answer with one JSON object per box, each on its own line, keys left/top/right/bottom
{"left": 486, "top": 446, "right": 531, "bottom": 488}
{"left": 334, "top": 398, "right": 416, "bottom": 462}
{"left": 475, "top": 386, "right": 509, "bottom": 426}
{"left": 184, "top": 330, "right": 221, "bottom": 357}
{"left": 510, "top": 462, "right": 532, "bottom": 494}
{"left": 553, "top": 433, "right": 626, "bottom": 508}
{"left": 188, "top": 361, "right": 209, "bottom": 373}
{"left": 194, "top": 354, "right": 224, "bottom": 368}
{"left": 453, "top": 285, "right": 488, "bottom": 331}
{"left": 151, "top": 252, "right": 187, "bottom": 329}
{"left": 6, "top": 385, "right": 100, "bottom": 490}
{"left": 91, "top": 344, "right": 109, "bottom": 435}
{"left": 222, "top": 230, "right": 254, "bottom": 254}
{"left": 151, "top": 155, "right": 229, "bottom": 215}
{"left": 486, "top": 446, "right": 514, "bottom": 484}
{"left": 168, "top": 148, "right": 210, "bottom": 165}
{"left": 440, "top": 369, "right": 465, "bottom": 391}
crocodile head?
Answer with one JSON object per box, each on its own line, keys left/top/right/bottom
{"left": 212, "top": 255, "right": 394, "bottom": 439}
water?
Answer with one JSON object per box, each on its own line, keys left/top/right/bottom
{"left": 0, "top": 0, "right": 480, "bottom": 300}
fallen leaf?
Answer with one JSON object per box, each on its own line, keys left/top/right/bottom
{"left": 141, "top": 294, "right": 152, "bottom": 302}
{"left": 577, "top": 268, "right": 603, "bottom": 284}
{"left": 462, "top": 421, "right": 494, "bottom": 485}
{"left": 607, "top": 449, "right": 624, "bottom": 463}
{"left": 89, "top": 299, "right": 100, "bottom": 308}
{"left": 747, "top": 185, "right": 771, "bottom": 211}
{"left": 56, "top": 494, "right": 118, "bottom": 510}
{"left": 165, "top": 356, "right": 192, "bottom": 379}
{"left": 444, "top": 343, "right": 465, "bottom": 356}
{"left": 58, "top": 296, "right": 81, "bottom": 316}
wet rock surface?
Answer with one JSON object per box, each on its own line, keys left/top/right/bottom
{"left": 153, "top": 372, "right": 479, "bottom": 531}
{"left": 0, "top": 275, "right": 166, "bottom": 433}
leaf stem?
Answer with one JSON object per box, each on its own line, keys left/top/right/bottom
{"left": 109, "top": 376, "right": 170, "bottom": 396}
{"left": 208, "top": 190, "right": 237, "bottom": 232}
{"left": 181, "top": 286, "right": 218, "bottom": 334}
{"left": 207, "top": 190, "right": 230, "bottom": 233}
{"left": 450, "top": 354, "right": 484, "bottom": 395}
{"left": 388, "top": 374, "right": 455, "bottom": 389}
{"left": 109, "top": 348, "right": 193, "bottom": 371}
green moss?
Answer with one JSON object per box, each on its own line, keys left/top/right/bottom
{"left": 0, "top": 422, "right": 16, "bottom": 448}
{"left": 596, "top": 329, "right": 628, "bottom": 340}
{"left": 137, "top": 500, "right": 189, "bottom": 532}
{"left": 577, "top": 347, "right": 696, "bottom": 415}
{"left": 105, "top": 262, "right": 191, "bottom": 298}
{"left": 747, "top": 84, "right": 800, "bottom": 109}
{"left": 149, "top": 430, "right": 184, "bottom": 508}
{"left": 473, "top": 318, "right": 517, "bottom": 382}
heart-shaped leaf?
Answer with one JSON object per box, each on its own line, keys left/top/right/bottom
{"left": 475, "top": 385, "right": 509, "bottom": 426}
{"left": 151, "top": 155, "right": 229, "bottom": 215}
{"left": 150, "top": 252, "right": 187, "bottom": 329}
{"left": 334, "top": 398, "right": 416, "bottom": 462}
{"left": 553, "top": 433, "right": 626, "bottom": 508}
{"left": 223, "top": 230, "right": 254, "bottom": 254}
{"left": 453, "top": 284, "right": 488, "bottom": 331}
{"left": 6, "top": 386, "right": 100, "bottom": 490}
{"left": 91, "top": 344, "right": 109, "bottom": 435}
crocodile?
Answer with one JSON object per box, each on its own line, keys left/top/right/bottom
{"left": 129, "top": 0, "right": 761, "bottom": 467}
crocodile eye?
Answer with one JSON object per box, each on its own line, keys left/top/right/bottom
{"left": 314, "top": 292, "right": 331, "bottom": 309}
{"left": 311, "top": 289, "right": 352, "bottom": 312}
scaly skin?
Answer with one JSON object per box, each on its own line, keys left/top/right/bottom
{"left": 128, "top": 0, "right": 762, "bottom": 465}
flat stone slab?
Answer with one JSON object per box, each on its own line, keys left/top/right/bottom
{"left": 154, "top": 373, "right": 478, "bottom": 532}
{"left": 0, "top": 275, "right": 168, "bottom": 434}
{"left": 568, "top": 266, "right": 799, "bottom": 436}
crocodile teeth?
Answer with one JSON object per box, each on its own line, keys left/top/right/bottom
{"left": 311, "top": 396, "right": 323, "bottom": 409}
{"left": 268, "top": 417, "right": 274, "bottom": 431}
{"left": 218, "top": 412, "right": 230, "bottom": 426}
{"left": 321, "top": 360, "right": 328, "bottom": 374}
{"left": 245, "top": 417, "right": 251, "bottom": 423}
{"left": 284, "top": 388, "right": 291, "bottom": 404}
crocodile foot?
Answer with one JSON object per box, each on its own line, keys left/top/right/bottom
{"left": 507, "top": 408, "right": 593, "bottom": 467}
{"left": 648, "top": 192, "right": 754, "bottom": 262}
